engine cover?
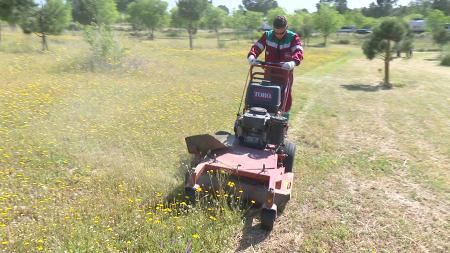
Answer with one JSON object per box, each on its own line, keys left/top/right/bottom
{"left": 242, "top": 107, "right": 270, "bottom": 130}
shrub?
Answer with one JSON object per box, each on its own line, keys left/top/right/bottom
{"left": 337, "top": 39, "right": 351, "bottom": 45}
{"left": 441, "top": 54, "right": 450, "bottom": 66}
{"left": 217, "top": 40, "right": 226, "bottom": 48}
{"left": 83, "top": 25, "right": 124, "bottom": 70}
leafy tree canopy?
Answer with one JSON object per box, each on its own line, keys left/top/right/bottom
{"left": 201, "top": 5, "right": 227, "bottom": 31}
{"left": 72, "top": 0, "right": 119, "bottom": 25}
{"left": 314, "top": 3, "right": 343, "bottom": 46}
{"left": 127, "top": 0, "right": 168, "bottom": 31}
{"left": 0, "top": 0, "right": 35, "bottom": 24}
{"left": 20, "top": 0, "right": 71, "bottom": 50}
{"left": 242, "top": 0, "right": 278, "bottom": 14}
{"left": 116, "top": 0, "right": 136, "bottom": 13}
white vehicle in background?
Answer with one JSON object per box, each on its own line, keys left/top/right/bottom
{"left": 409, "top": 19, "right": 426, "bottom": 33}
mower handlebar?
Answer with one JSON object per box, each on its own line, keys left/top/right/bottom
{"left": 252, "top": 60, "right": 293, "bottom": 72}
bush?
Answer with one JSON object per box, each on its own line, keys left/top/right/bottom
{"left": 441, "top": 54, "right": 450, "bottom": 66}
{"left": 217, "top": 40, "right": 226, "bottom": 48}
{"left": 336, "top": 39, "right": 351, "bottom": 45}
{"left": 83, "top": 25, "right": 124, "bottom": 70}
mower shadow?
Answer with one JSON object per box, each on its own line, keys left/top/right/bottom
{"left": 235, "top": 209, "right": 270, "bottom": 252}
{"left": 341, "top": 83, "right": 386, "bottom": 92}
{"left": 235, "top": 201, "right": 289, "bottom": 252}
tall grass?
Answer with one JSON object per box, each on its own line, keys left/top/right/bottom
{"left": 0, "top": 30, "right": 349, "bottom": 251}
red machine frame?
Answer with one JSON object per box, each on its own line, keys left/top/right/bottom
{"left": 184, "top": 62, "right": 295, "bottom": 230}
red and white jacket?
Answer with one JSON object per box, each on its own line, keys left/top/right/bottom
{"left": 248, "top": 30, "right": 304, "bottom": 65}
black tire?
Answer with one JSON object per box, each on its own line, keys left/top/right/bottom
{"left": 260, "top": 208, "right": 276, "bottom": 231}
{"left": 215, "top": 131, "right": 231, "bottom": 136}
{"left": 283, "top": 140, "right": 296, "bottom": 173}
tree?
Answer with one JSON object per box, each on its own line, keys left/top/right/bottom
{"left": 228, "top": 9, "right": 263, "bottom": 41}
{"left": 335, "top": 0, "right": 349, "bottom": 14}
{"left": 20, "top": 0, "right": 71, "bottom": 50}
{"left": 71, "top": 0, "right": 119, "bottom": 25}
{"left": 169, "top": 7, "right": 184, "bottom": 28}
{"left": 313, "top": 3, "right": 343, "bottom": 46}
{"left": 362, "top": 18, "right": 406, "bottom": 88}
{"left": 202, "top": 5, "right": 227, "bottom": 46}
{"left": 217, "top": 5, "right": 229, "bottom": 15}
{"left": 432, "top": 0, "right": 450, "bottom": 15}
{"left": 242, "top": 0, "right": 278, "bottom": 14}
{"left": 267, "top": 7, "right": 287, "bottom": 26}
{"left": 176, "top": 0, "right": 209, "bottom": 50}
{"left": 288, "top": 11, "right": 314, "bottom": 46}
{"left": 127, "top": 0, "right": 168, "bottom": 39}
{"left": 0, "top": 0, "right": 35, "bottom": 44}
{"left": 241, "top": 11, "right": 264, "bottom": 31}
{"left": 362, "top": 0, "right": 399, "bottom": 17}
{"left": 395, "top": 25, "right": 414, "bottom": 58}
{"left": 432, "top": 29, "right": 450, "bottom": 48}
{"left": 116, "top": 0, "right": 135, "bottom": 13}
{"left": 406, "top": 0, "right": 433, "bottom": 16}
{"left": 318, "top": 0, "right": 348, "bottom": 14}
{"left": 299, "top": 15, "right": 314, "bottom": 46}
{"left": 229, "top": 9, "right": 245, "bottom": 41}
{"left": 426, "top": 9, "right": 448, "bottom": 32}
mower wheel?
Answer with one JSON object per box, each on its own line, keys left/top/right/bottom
{"left": 283, "top": 141, "right": 296, "bottom": 173}
{"left": 260, "top": 208, "right": 276, "bottom": 231}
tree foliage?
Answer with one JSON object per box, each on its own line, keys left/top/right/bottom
{"left": 362, "top": 18, "right": 406, "bottom": 87}
{"left": 318, "top": 0, "right": 348, "bottom": 14}
{"left": 71, "top": 0, "right": 119, "bottom": 25}
{"left": 313, "top": 3, "right": 343, "bottom": 46}
{"left": 217, "top": 5, "right": 230, "bottom": 15}
{"left": 0, "top": 0, "right": 35, "bottom": 43}
{"left": 201, "top": 5, "right": 227, "bottom": 47}
{"left": 426, "top": 9, "right": 448, "bottom": 32}
{"left": 266, "top": 7, "right": 287, "bottom": 26}
{"left": 0, "top": 0, "right": 35, "bottom": 24}
{"left": 432, "top": 0, "right": 450, "bottom": 15}
{"left": 20, "top": 0, "right": 71, "bottom": 50}
{"left": 127, "top": 0, "right": 168, "bottom": 39}
{"left": 116, "top": 0, "right": 135, "bottom": 13}
{"left": 242, "top": 0, "right": 278, "bottom": 14}
{"left": 362, "top": 0, "right": 399, "bottom": 17}
{"left": 202, "top": 5, "right": 226, "bottom": 31}
{"left": 176, "top": 0, "right": 209, "bottom": 49}
{"left": 289, "top": 11, "right": 314, "bottom": 46}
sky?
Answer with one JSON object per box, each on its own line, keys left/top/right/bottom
{"left": 166, "top": 0, "right": 414, "bottom": 13}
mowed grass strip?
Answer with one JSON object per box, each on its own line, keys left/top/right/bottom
{"left": 0, "top": 31, "right": 349, "bottom": 252}
{"left": 234, "top": 49, "right": 449, "bottom": 252}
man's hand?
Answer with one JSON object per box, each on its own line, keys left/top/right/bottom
{"left": 281, "top": 61, "right": 296, "bottom": 70}
{"left": 247, "top": 55, "right": 257, "bottom": 65}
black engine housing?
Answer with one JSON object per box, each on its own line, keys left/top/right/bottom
{"left": 235, "top": 107, "right": 288, "bottom": 149}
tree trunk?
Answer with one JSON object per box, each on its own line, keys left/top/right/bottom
{"left": 149, "top": 28, "right": 154, "bottom": 40}
{"left": 215, "top": 28, "right": 220, "bottom": 48}
{"left": 188, "top": 22, "right": 193, "bottom": 50}
{"left": 384, "top": 39, "right": 391, "bottom": 88}
{"left": 42, "top": 33, "right": 48, "bottom": 51}
{"left": 39, "top": 10, "right": 48, "bottom": 51}
{"left": 324, "top": 35, "right": 328, "bottom": 47}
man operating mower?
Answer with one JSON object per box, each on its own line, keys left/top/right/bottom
{"left": 247, "top": 15, "right": 304, "bottom": 118}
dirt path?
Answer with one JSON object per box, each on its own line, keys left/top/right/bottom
{"left": 231, "top": 51, "right": 450, "bottom": 252}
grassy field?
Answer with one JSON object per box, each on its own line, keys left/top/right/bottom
{"left": 1, "top": 29, "right": 449, "bottom": 252}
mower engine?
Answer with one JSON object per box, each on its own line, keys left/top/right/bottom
{"left": 234, "top": 83, "right": 288, "bottom": 149}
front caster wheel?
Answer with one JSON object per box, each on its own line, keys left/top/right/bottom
{"left": 260, "top": 208, "right": 276, "bottom": 231}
